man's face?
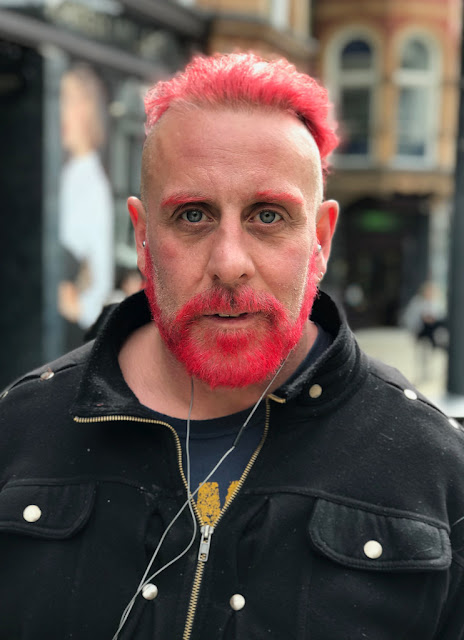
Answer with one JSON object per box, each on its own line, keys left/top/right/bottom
{"left": 133, "top": 107, "right": 336, "bottom": 388}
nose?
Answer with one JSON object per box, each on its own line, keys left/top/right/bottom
{"left": 206, "top": 222, "right": 256, "bottom": 286}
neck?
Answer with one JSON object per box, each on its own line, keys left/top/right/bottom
{"left": 118, "top": 320, "right": 317, "bottom": 420}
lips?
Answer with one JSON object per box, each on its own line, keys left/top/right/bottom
{"left": 201, "top": 309, "right": 253, "bottom": 317}
{"left": 203, "top": 311, "right": 254, "bottom": 320}
{"left": 217, "top": 313, "right": 242, "bottom": 318}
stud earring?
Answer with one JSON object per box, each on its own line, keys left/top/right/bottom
{"left": 142, "top": 240, "right": 146, "bottom": 248}
{"left": 317, "top": 243, "right": 322, "bottom": 253}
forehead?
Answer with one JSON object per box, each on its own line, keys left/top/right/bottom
{"left": 142, "top": 106, "right": 323, "bottom": 205}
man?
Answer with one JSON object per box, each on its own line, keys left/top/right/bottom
{"left": 1, "top": 53, "right": 464, "bottom": 639}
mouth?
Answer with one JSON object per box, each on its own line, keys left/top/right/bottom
{"left": 202, "top": 311, "right": 254, "bottom": 322}
{"left": 216, "top": 312, "right": 246, "bottom": 318}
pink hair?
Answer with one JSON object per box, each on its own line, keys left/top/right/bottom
{"left": 144, "top": 52, "right": 339, "bottom": 174}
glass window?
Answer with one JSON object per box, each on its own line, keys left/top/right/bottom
{"left": 339, "top": 87, "right": 370, "bottom": 154}
{"left": 397, "top": 86, "right": 428, "bottom": 156}
{"left": 395, "top": 36, "right": 438, "bottom": 162}
{"left": 334, "top": 36, "right": 375, "bottom": 159}
{"left": 341, "top": 40, "right": 372, "bottom": 71}
{"left": 400, "top": 39, "right": 429, "bottom": 70}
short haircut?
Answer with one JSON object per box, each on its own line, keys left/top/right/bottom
{"left": 143, "top": 52, "right": 339, "bottom": 175}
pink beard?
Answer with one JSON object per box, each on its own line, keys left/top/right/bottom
{"left": 144, "top": 250, "right": 318, "bottom": 388}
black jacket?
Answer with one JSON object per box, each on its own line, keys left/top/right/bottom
{"left": 1, "top": 291, "right": 464, "bottom": 640}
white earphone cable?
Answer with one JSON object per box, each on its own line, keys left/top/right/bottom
{"left": 112, "top": 357, "right": 288, "bottom": 638}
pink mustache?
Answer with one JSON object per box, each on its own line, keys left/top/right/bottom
{"left": 174, "top": 286, "right": 288, "bottom": 325}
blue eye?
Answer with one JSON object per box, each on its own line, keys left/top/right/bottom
{"left": 258, "top": 210, "right": 282, "bottom": 224}
{"left": 181, "top": 209, "right": 204, "bottom": 223}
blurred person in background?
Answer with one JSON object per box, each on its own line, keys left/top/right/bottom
{"left": 401, "top": 280, "right": 448, "bottom": 379}
{"left": 58, "top": 63, "right": 114, "bottom": 350}
{"left": 1, "top": 53, "right": 464, "bottom": 640}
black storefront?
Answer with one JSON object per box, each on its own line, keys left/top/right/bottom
{"left": 0, "top": 1, "right": 209, "bottom": 387}
{"left": 325, "top": 194, "right": 431, "bottom": 330}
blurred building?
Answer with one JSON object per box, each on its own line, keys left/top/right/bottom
{"left": 0, "top": 0, "right": 209, "bottom": 386}
{"left": 189, "top": 0, "right": 317, "bottom": 70}
{"left": 313, "top": 0, "right": 462, "bottom": 327}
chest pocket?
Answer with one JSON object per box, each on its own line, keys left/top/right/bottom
{"left": 305, "top": 498, "right": 452, "bottom": 639}
{"left": 0, "top": 479, "right": 98, "bottom": 638}
{"left": 0, "top": 478, "right": 96, "bottom": 538}
{"left": 309, "top": 498, "right": 451, "bottom": 572}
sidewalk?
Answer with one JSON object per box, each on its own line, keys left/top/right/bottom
{"left": 354, "top": 326, "right": 447, "bottom": 403}
{"left": 355, "top": 327, "right": 464, "bottom": 420}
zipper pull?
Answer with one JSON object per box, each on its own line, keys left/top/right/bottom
{"left": 198, "top": 524, "right": 214, "bottom": 562}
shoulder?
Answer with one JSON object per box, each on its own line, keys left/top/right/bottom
{"left": 361, "top": 352, "right": 464, "bottom": 452}
{"left": 0, "top": 342, "right": 93, "bottom": 409}
{"left": 367, "top": 354, "right": 442, "bottom": 411}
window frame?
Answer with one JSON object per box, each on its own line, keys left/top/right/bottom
{"left": 325, "top": 28, "right": 380, "bottom": 168}
{"left": 269, "top": 0, "right": 290, "bottom": 31}
{"left": 392, "top": 31, "right": 441, "bottom": 168}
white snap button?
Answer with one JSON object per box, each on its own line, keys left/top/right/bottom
{"left": 309, "top": 384, "right": 322, "bottom": 399}
{"left": 230, "top": 594, "right": 245, "bottom": 611}
{"left": 404, "top": 389, "right": 417, "bottom": 400}
{"left": 40, "top": 370, "right": 54, "bottom": 381}
{"left": 23, "top": 505, "right": 42, "bottom": 523}
{"left": 363, "top": 540, "right": 383, "bottom": 559}
{"left": 141, "top": 584, "right": 158, "bottom": 600}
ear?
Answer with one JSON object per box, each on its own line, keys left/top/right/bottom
{"left": 315, "top": 199, "right": 339, "bottom": 274}
{"left": 127, "top": 196, "right": 148, "bottom": 276}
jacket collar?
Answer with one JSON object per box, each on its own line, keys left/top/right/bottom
{"left": 71, "top": 290, "right": 366, "bottom": 420}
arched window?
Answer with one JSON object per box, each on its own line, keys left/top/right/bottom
{"left": 401, "top": 39, "right": 429, "bottom": 70}
{"left": 395, "top": 36, "right": 439, "bottom": 162}
{"left": 334, "top": 37, "right": 376, "bottom": 158}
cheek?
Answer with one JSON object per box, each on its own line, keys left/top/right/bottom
{"left": 265, "top": 249, "right": 311, "bottom": 304}
{"left": 149, "top": 237, "right": 199, "bottom": 304}
{"left": 149, "top": 233, "right": 185, "bottom": 278}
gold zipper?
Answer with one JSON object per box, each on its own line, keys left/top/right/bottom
{"left": 181, "top": 397, "right": 271, "bottom": 640}
{"left": 214, "top": 397, "right": 270, "bottom": 528}
{"left": 75, "top": 400, "right": 272, "bottom": 640}
{"left": 267, "top": 393, "right": 286, "bottom": 404}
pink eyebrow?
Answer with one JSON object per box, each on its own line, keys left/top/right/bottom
{"left": 254, "top": 190, "right": 304, "bottom": 206}
{"left": 160, "top": 194, "right": 207, "bottom": 208}
{"left": 160, "top": 191, "right": 304, "bottom": 208}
